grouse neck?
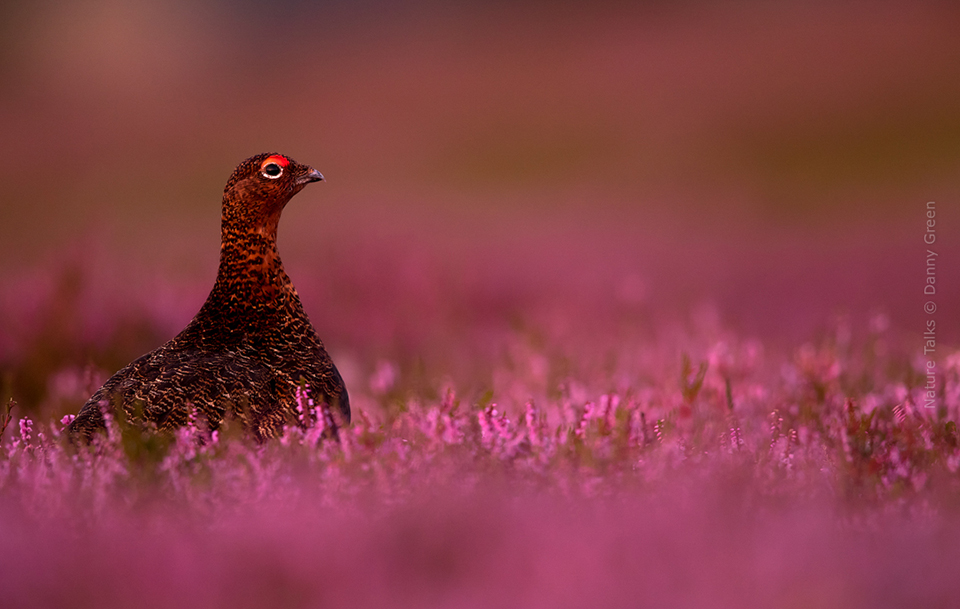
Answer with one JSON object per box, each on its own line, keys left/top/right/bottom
{"left": 209, "top": 227, "right": 300, "bottom": 310}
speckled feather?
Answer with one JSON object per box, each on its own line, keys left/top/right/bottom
{"left": 69, "top": 153, "right": 349, "bottom": 441}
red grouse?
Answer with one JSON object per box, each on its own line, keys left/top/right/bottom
{"left": 69, "top": 153, "right": 349, "bottom": 441}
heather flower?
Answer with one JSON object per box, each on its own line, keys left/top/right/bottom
{"left": 524, "top": 401, "right": 543, "bottom": 447}
{"left": 869, "top": 312, "right": 890, "bottom": 335}
{"left": 369, "top": 360, "right": 398, "bottom": 395}
{"left": 18, "top": 418, "right": 33, "bottom": 446}
{"left": 796, "top": 343, "right": 841, "bottom": 386}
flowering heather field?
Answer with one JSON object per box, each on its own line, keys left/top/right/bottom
{"left": 3, "top": 1, "right": 960, "bottom": 607}
{"left": 2, "top": 213, "right": 960, "bottom": 608}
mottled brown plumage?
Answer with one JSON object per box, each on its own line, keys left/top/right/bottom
{"left": 70, "top": 153, "right": 349, "bottom": 441}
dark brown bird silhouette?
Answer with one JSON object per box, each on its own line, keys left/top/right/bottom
{"left": 69, "top": 153, "right": 349, "bottom": 441}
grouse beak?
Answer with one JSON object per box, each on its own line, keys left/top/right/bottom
{"left": 299, "top": 167, "right": 325, "bottom": 185}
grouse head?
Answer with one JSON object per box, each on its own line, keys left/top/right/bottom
{"left": 221, "top": 153, "right": 324, "bottom": 236}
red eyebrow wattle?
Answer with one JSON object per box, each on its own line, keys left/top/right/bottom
{"left": 263, "top": 155, "right": 290, "bottom": 167}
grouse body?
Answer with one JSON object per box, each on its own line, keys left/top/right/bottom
{"left": 69, "top": 153, "right": 349, "bottom": 441}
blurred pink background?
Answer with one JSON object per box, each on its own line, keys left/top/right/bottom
{"left": 1, "top": 0, "right": 959, "bottom": 414}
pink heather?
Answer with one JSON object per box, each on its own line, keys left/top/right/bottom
{"left": 18, "top": 418, "right": 33, "bottom": 446}
{"left": 1, "top": 331, "right": 958, "bottom": 608}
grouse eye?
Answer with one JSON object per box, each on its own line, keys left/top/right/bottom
{"left": 261, "top": 162, "right": 283, "bottom": 179}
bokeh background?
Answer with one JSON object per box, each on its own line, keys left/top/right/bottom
{"left": 1, "top": 0, "right": 959, "bottom": 417}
